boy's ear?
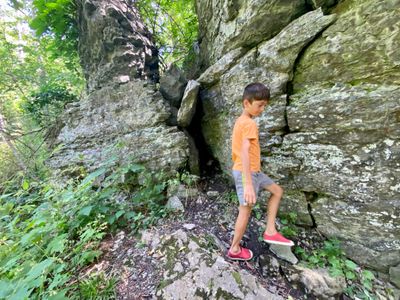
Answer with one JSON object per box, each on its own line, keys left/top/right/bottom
{"left": 243, "top": 98, "right": 251, "bottom": 107}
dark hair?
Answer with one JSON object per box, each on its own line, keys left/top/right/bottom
{"left": 242, "top": 82, "right": 270, "bottom": 103}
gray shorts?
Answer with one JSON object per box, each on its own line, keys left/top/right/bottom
{"left": 232, "top": 170, "right": 275, "bottom": 206}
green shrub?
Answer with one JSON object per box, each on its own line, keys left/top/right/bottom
{"left": 295, "top": 239, "right": 384, "bottom": 299}
{"left": 0, "top": 159, "right": 169, "bottom": 299}
{"left": 23, "top": 83, "right": 78, "bottom": 125}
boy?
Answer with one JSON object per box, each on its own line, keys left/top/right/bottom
{"left": 227, "top": 82, "right": 294, "bottom": 261}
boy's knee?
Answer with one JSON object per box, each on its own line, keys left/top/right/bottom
{"left": 239, "top": 205, "right": 252, "bottom": 215}
{"left": 271, "top": 185, "right": 284, "bottom": 198}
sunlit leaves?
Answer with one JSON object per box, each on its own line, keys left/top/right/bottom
{"left": 30, "top": 0, "right": 78, "bottom": 61}
{"left": 137, "top": 0, "right": 198, "bottom": 69}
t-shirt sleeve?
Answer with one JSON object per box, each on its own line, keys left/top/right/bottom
{"left": 242, "top": 120, "right": 257, "bottom": 140}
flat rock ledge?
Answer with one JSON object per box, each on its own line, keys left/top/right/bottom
{"left": 141, "top": 229, "right": 282, "bottom": 300}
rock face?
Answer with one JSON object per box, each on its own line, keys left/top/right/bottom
{"left": 77, "top": 0, "right": 159, "bottom": 93}
{"left": 49, "top": 0, "right": 190, "bottom": 175}
{"left": 196, "top": 0, "right": 307, "bottom": 68}
{"left": 200, "top": 8, "right": 336, "bottom": 174}
{"left": 197, "top": 0, "right": 400, "bottom": 276}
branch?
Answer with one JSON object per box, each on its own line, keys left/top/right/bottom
{"left": 0, "top": 112, "right": 40, "bottom": 181}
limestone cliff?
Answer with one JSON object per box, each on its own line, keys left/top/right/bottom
{"left": 197, "top": 0, "right": 400, "bottom": 281}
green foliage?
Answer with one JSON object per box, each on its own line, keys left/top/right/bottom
{"left": 0, "top": 4, "right": 83, "bottom": 183}
{"left": 137, "top": 0, "right": 198, "bottom": 70}
{"left": 0, "top": 159, "right": 170, "bottom": 299}
{"left": 28, "top": 0, "right": 199, "bottom": 72}
{"left": 23, "top": 83, "right": 78, "bottom": 125}
{"left": 30, "top": 0, "right": 78, "bottom": 62}
{"left": 78, "top": 273, "right": 117, "bottom": 300}
{"left": 278, "top": 212, "right": 298, "bottom": 238}
{"left": 295, "top": 239, "right": 382, "bottom": 298}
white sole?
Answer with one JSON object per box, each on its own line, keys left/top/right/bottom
{"left": 263, "top": 239, "right": 294, "bottom": 246}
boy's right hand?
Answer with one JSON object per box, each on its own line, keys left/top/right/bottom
{"left": 244, "top": 184, "right": 256, "bottom": 206}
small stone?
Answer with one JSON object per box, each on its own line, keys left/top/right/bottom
{"left": 183, "top": 223, "right": 197, "bottom": 230}
{"left": 166, "top": 196, "right": 184, "bottom": 212}
{"left": 207, "top": 190, "right": 219, "bottom": 197}
{"left": 117, "top": 75, "right": 130, "bottom": 83}
{"left": 173, "top": 262, "right": 184, "bottom": 273}
{"left": 269, "top": 244, "right": 298, "bottom": 264}
{"left": 290, "top": 266, "right": 346, "bottom": 299}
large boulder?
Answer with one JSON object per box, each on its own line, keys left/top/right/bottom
{"left": 279, "top": 0, "right": 400, "bottom": 272}
{"left": 49, "top": 81, "right": 189, "bottom": 174}
{"left": 49, "top": 0, "right": 190, "bottom": 176}
{"left": 160, "top": 64, "right": 187, "bottom": 108}
{"left": 77, "top": 0, "right": 159, "bottom": 93}
{"left": 197, "top": 0, "right": 400, "bottom": 275}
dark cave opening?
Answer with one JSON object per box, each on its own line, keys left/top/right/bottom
{"left": 184, "top": 91, "right": 222, "bottom": 178}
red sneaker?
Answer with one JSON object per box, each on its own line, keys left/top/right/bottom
{"left": 263, "top": 232, "right": 294, "bottom": 246}
{"left": 227, "top": 247, "right": 253, "bottom": 261}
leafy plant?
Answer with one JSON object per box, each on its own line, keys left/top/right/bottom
{"left": 23, "top": 83, "right": 78, "bottom": 125}
{"left": 0, "top": 4, "right": 83, "bottom": 183}
{"left": 30, "top": 0, "right": 78, "bottom": 62}
{"left": 0, "top": 158, "right": 171, "bottom": 299}
{"left": 137, "top": 0, "right": 198, "bottom": 70}
{"left": 78, "top": 272, "right": 117, "bottom": 300}
{"left": 278, "top": 212, "right": 298, "bottom": 238}
{"left": 295, "top": 239, "right": 383, "bottom": 298}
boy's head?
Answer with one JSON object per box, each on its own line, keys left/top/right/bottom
{"left": 242, "top": 82, "right": 270, "bottom": 117}
{"left": 242, "top": 82, "right": 270, "bottom": 103}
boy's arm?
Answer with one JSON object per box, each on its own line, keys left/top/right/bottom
{"left": 241, "top": 138, "right": 256, "bottom": 205}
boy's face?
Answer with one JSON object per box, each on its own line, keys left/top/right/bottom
{"left": 243, "top": 99, "right": 268, "bottom": 117}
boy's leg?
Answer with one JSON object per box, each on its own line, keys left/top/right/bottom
{"left": 264, "top": 183, "right": 283, "bottom": 235}
{"left": 263, "top": 182, "right": 294, "bottom": 246}
{"left": 229, "top": 205, "right": 252, "bottom": 253}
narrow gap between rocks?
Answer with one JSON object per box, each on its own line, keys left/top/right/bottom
{"left": 184, "top": 89, "right": 222, "bottom": 177}
{"left": 304, "top": 191, "right": 318, "bottom": 228}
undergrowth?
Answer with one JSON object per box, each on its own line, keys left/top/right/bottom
{"left": 0, "top": 157, "right": 171, "bottom": 299}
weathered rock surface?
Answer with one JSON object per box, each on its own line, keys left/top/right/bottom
{"left": 49, "top": 1, "right": 190, "bottom": 176}
{"left": 201, "top": 8, "right": 336, "bottom": 174}
{"left": 390, "top": 264, "right": 400, "bottom": 288}
{"left": 197, "top": 0, "right": 400, "bottom": 276}
{"left": 49, "top": 80, "right": 189, "bottom": 174}
{"left": 142, "top": 229, "right": 283, "bottom": 300}
{"left": 160, "top": 64, "right": 187, "bottom": 108}
{"left": 77, "top": 0, "right": 159, "bottom": 93}
{"left": 289, "top": 266, "right": 346, "bottom": 299}
{"left": 307, "top": 0, "right": 338, "bottom": 12}
{"left": 293, "top": 0, "right": 400, "bottom": 92}
{"left": 280, "top": 0, "right": 400, "bottom": 271}
{"left": 196, "top": 0, "right": 307, "bottom": 68}
{"left": 177, "top": 80, "right": 200, "bottom": 127}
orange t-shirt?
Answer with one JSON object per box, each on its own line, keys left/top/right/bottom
{"left": 231, "top": 115, "right": 261, "bottom": 172}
